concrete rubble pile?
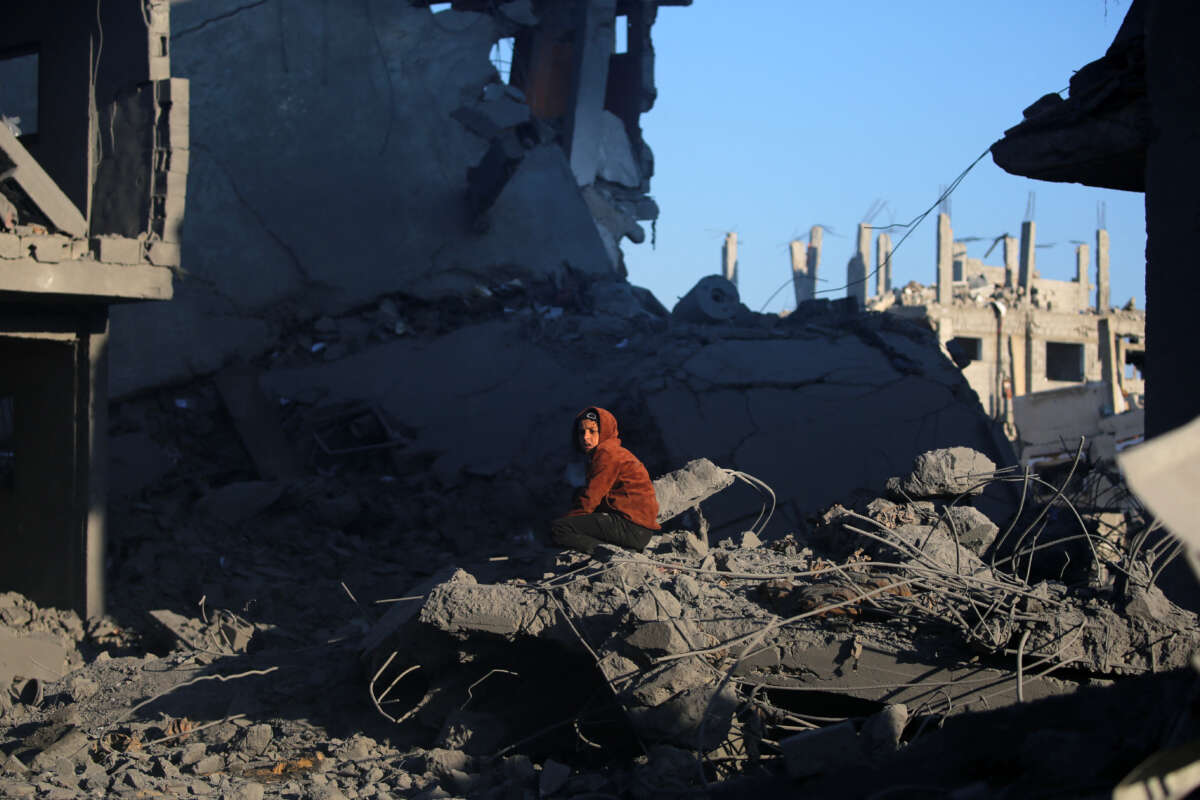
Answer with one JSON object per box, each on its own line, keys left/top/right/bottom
{"left": 1, "top": 265, "right": 1194, "bottom": 797}
{"left": 356, "top": 448, "right": 1200, "bottom": 797}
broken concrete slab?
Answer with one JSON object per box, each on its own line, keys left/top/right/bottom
{"left": 0, "top": 628, "right": 69, "bottom": 688}
{"left": 594, "top": 111, "right": 640, "bottom": 188}
{"left": 653, "top": 458, "right": 735, "bottom": 525}
{"left": 110, "top": 0, "right": 684, "bottom": 395}
{"left": 215, "top": 366, "right": 302, "bottom": 480}
{"left": 887, "top": 447, "right": 999, "bottom": 499}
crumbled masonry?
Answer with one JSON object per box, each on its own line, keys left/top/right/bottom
{"left": 357, "top": 445, "right": 1200, "bottom": 794}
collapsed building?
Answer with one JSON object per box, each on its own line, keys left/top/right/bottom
{"left": 105, "top": 0, "right": 690, "bottom": 397}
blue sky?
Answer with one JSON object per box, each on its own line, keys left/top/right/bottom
{"left": 622, "top": 1, "right": 1145, "bottom": 315}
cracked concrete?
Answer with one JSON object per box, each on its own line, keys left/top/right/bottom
{"left": 111, "top": 0, "right": 630, "bottom": 395}
{"left": 258, "top": 284, "right": 1014, "bottom": 550}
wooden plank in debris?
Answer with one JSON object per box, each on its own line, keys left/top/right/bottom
{"left": 0, "top": 123, "right": 87, "bottom": 238}
{"left": 215, "top": 366, "right": 302, "bottom": 480}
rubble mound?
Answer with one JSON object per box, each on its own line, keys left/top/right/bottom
{"left": 356, "top": 446, "right": 1200, "bottom": 794}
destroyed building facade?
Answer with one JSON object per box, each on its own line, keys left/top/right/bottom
{"left": 0, "top": 3, "right": 187, "bottom": 616}
{"left": 856, "top": 215, "right": 1147, "bottom": 466}
{"left": 104, "top": 0, "right": 690, "bottom": 398}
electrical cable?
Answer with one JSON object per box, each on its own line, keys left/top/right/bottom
{"left": 758, "top": 147, "right": 992, "bottom": 312}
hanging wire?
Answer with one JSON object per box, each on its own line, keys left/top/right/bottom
{"left": 758, "top": 147, "right": 991, "bottom": 312}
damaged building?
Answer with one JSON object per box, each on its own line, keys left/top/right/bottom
{"left": 0, "top": 2, "right": 187, "bottom": 617}
{"left": 1, "top": 1, "right": 1200, "bottom": 799}
{"left": 990, "top": 0, "right": 1200, "bottom": 440}
{"left": 105, "top": 0, "right": 689, "bottom": 397}
{"left": 868, "top": 215, "right": 1146, "bottom": 466}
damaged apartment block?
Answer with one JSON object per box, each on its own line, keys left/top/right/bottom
{"left": 451, "top": 0, "right": 687, "bottom": 272}
{"left": 0, "top": 2, "right": 187, "bottom": 617}
{"left": 861, "top": 214, "right": 1146, "bottom": 467}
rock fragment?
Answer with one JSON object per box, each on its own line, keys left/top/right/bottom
{"left": 887, "top": 447, "right": 997, "bottom": 499}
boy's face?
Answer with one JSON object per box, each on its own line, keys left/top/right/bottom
{"left": 578, "top": 419, "right": 600, "bottom": 453}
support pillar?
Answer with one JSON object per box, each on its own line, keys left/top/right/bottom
{"left": 807, "top": 225, "right": 822, "bottom": 291}
{"left": 876, "top": 232, "right": 892, "bottom": 295}
{"left": 1144, "top": 0, "right": 1200, "bottom": 437}
{"left": 1075, "top": 242, "right": 1090, "bottom": 310}
{"left": 722, "top": 232, "right": 738, "bottom": 287}
{"left": 1098, "top": 317, "right": 1126, "bottom": 415}
{"left": 790, "top": 240, "right": 813, "bottom": 305}
{"left": 80, "top": 309, "right": 109, "bottom": 618}
{"left": 565, "top": 0, "right": 617, "bottom": 186}
{"left": 936, "top": 213, "right": 953, "bottom": 305}
{"left": 847, "top": 223, "right": 869, "bottom": 307}
{"left": 1095, "top": 228, "right": 1110, "bottom": 313}
{"left": 1018, "top": 220, "right": 1035, "bottom": 295}
{"left": 1003, "top": 235, "right": 1018, "bottom": 289}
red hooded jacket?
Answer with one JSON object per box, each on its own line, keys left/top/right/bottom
{"left": 568, "top": 407, "right": 661, "bottom": 530}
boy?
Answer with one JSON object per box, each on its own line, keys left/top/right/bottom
{"left": 550, "top": 407, "right": 660, "bottom": 554}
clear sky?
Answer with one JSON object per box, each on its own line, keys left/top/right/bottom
{"left": 622, "top": 1, "right": 1145, "bottom": 316}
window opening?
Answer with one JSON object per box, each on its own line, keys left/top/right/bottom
{"left": 946, "top": 336, "right": 982, "bottom": 369}
{"left": 615, "top": 15, "right": 628, "bottom": 54}
{"left": 491, "top": 36, "right": 514, "bottom": 84}
{"left": 1045, "top": 341, "right": 1084, "bottom": 382}
{"left": 1123, "top": 347, "right": 1144, "bottom": 381}
{"left": 0, "top": 48, "right": 39, "bottom": 137}
{"left": 429, "top": 3, "right": 452, "bottom": 12}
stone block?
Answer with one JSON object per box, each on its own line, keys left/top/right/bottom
{"left": 625, "top": 620, "right": 689, "bottom": 658}
{"left": 25, "top": 235, "right": 70, "bottom": 263}
{"left": 147, "top": 240, "right": 181, "bottom": 266}
{"left": 96, "top": 236, "right": 143, "bottom": 265}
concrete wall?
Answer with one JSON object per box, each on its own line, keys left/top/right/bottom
{"left": 108, "top": 1, "right": 644, "bottom": 397}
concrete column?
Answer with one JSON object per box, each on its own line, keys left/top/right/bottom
{"left": 847, "top": 223, "right": 869, "bottom": 307}
{"left": 936, "top": 213, "right": 953, "bottom": 305}
{"left": 1018, "top": 220, "right": 1035, "bottom": 294}
{"left": 80, "top": 309, "right": 109, "bottom": 618}
{"left": 1075, "top": 243, "right": 1090, "bottom": 311}
{"left": 722, "top": 232, "right": 738, "bottom": 287}
{"left": 1003, "top": 235, "right": 1018, "bottom": 289}
{"left": 1144, "top": 0, "right": 1200, "bottom": 437}
{"left": 876, "top": 232, "right": 892, "bottom": 295}
{"left": 1095, "top": 228, "right": 1110, "bottom": 313}
{"left": 1097, "top": 317, "right": 1126, "bottom": 415}
{"left": 565, "top": 0, "right": 617, "bottom": 186}
{"left": 807, "top": 225, "right": 822, "bottom": 289}
{"left": 790, "top": 240, "right": 814, "bottom": 305}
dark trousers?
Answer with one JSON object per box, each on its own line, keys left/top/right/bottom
{"left": 550, "top": 513, "right": 655, "bottom": 555}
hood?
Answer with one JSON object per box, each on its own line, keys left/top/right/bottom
{"left": 574, "top": 406, "right": 620, "bottom": 452}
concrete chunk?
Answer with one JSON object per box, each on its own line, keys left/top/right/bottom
{"left": 95, "top": 236, "right": 143, "bottom": 264}
{"left": 888, "top": 447, "right": 998, "bottom": 499}
{"left": 653, "top": 458, "right": 735, "bottom": 524}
